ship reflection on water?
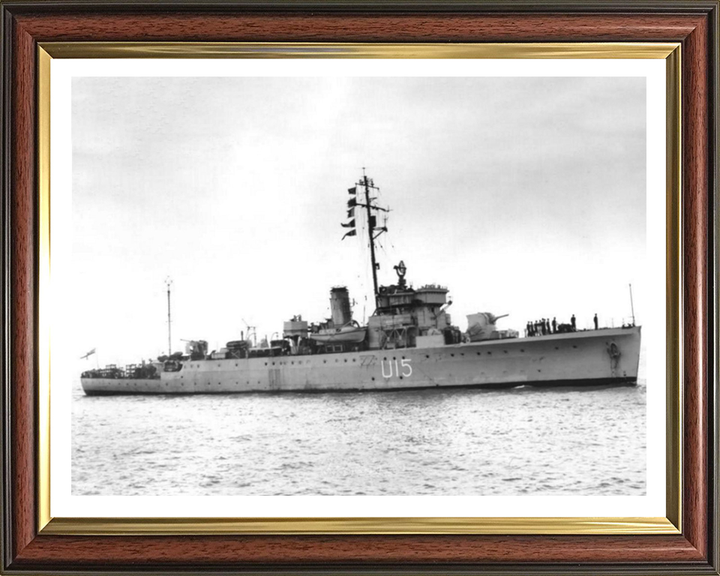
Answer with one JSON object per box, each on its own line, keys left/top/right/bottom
{"left": 72, "top": 367, "right": 646, "bottom": 497}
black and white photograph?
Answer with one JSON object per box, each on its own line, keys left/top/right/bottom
{"left": 52, "top": 60, "right": 664, "bottom": 513}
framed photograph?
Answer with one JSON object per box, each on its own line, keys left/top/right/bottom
{"left": 2, "top": 1, "right": 717, "bottom": 574}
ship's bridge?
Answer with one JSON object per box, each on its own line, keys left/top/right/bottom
{"left": 376, "top": 284, "right": 448, "bottom": 310}
{"left": 415, "top": 285, "right": 449, "bottom": 305}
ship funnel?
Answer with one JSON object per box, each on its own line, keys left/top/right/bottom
{"left": 330, "top": 287, "right": 352, "bottom": 326}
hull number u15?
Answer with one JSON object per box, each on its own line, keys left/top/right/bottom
{"left": 381, "top": 358, "right": 412, "bottom": 378}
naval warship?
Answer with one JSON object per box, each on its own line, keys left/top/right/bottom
{"left": 80, "top": 173, "right": 641, "bottom": 395}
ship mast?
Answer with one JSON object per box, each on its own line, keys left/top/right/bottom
{"left": 629, "top": 283, "right": 636, "bottom": 326}
{"left": 362, "top": 171, "right": 380, "bottom": 304}
{"left": 342, "top": 168, "right": 388, "bottom": 309}
{"left": 165, "top": 277, "right": 173, "bottom": 356}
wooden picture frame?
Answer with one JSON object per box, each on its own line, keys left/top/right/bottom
{"left": 1, "top": 1, "right": 717, "bottom": 573}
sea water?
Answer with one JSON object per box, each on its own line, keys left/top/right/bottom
{"left": 71, "top": 364, "right": 646, "bottom": 496}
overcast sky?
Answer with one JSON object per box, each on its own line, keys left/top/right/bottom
{"left": 71, "top": 76, "right": 646, "bottom": 365}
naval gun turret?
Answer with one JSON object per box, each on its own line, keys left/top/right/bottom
{"left": 466, "top": 312, "right": 518, "bottom": 341}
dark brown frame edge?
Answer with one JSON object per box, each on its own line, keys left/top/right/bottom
{"left": 0, "top": 1, "right": 717, "bottom": 574}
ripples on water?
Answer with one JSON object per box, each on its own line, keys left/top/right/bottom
{"left": 72, "top": 379, "right": 646, "bottom": 496}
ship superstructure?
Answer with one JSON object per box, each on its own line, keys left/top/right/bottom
{"left": 81, "top": 173, "right": 641, "bottom": 395}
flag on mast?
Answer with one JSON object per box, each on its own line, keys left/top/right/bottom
{"left": 80, "top": 348, "right": 96, "bottom": 360}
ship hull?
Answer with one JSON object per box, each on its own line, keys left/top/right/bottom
{"left": 81, "top": 326, "right": 641, "bottom": 395}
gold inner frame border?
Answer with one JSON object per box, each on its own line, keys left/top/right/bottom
{"left": 36, "top": 41, "right": 682, "bottom": 536}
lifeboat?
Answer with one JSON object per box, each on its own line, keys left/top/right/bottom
{"left": 309, "top": 323, "right": 367, "bottom": 344}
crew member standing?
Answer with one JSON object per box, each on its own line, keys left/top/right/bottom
{"left": 571, "top": 314, "right": 576, "bottom": 331}
{"left": 593, "top": 313, "right": 599, "bottom": 330}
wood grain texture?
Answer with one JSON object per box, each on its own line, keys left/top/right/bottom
{"left": 13, "top": 12, "right": 705, "bottom": 42}
{"left": 9, "top": 15, "right": 36, "bottom": 562}
{"left": 10, "top": 534, "right": 707, "bottom": 566}
{"left": 2, "top": 3, "right": 716, "bottom": 573}
{"left": 681, "top": 9, "right": 710, "bottom": 560}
